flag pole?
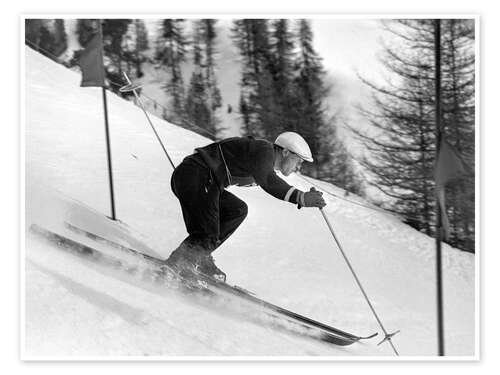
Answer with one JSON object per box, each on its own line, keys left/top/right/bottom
{"left": 98, "top": 21, "right": 116, "bottom": 220}
{"left": 434, "top": 18, "right": 445, "bottom": 357}
{"left": 101, "top": 85, "right": 116, "bottom": 221}
{"left": 79, "top": 20, "right": 116, "bottom": 221}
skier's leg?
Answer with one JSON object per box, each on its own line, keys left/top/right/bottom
{"left": 169, "top": 160, "right": 220, "bottom": 261}
{"left": 215, "top": 190, "right": 248, "bottom": 250}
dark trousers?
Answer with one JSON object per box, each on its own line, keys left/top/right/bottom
{"left": 171, "top": 157, "right": 248, "bottom": 253}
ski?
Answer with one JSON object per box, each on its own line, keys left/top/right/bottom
{"left": 30, "top": 224, "right": 195, "bottom": 290}
{"left": 188, "top": 268, "right": 378, "bottom": 342}
{"left": 63, "top": 221, "right": 378, "bottom": 344}
{"left": 31, "top": 222, "right": 377, "bottom": 346}
{"left": 33, "top": 224, "right": 353, "bottom": 346}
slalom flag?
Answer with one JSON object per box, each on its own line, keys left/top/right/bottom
{"left": 78, "top": 22, "right": 116, "bottom": 219}
{"left": 79, "top": 32, "right": 105, "bottom": 87}
{"left": 434, "top": 139, "right": 467, "bottom": 239}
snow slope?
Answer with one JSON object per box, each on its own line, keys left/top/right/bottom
{"left": 23, "top": 46, "right": 475, "bottom": 358}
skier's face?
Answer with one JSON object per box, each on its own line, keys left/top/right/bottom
{"left": 280, "top": 151, "right": 304, "bottom": 176}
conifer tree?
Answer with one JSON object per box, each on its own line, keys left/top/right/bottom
{"left": 232, "top": 19, "right": 274, "bottom": 137}
{"left": 352, "top": 19, "right": 475, "bottom": 251}
{"left": 38, "top": 24, "right": 56, "bottom": 58}
{"left": 294, "top": 19, "right": 354, "bottom": 186}
{"left": 352, "top": 20, "right": 439, "bottom": 235}
{"left": 25, "top": 19, "right": 68, "bottom": 60}
{"left": 101, "top": 19, "right": 134, "bottom": 94}
{"left": 440, "top": 19, "right": 475, "bottom": 250}
{"left": 266, "top": 19, "right": 297, "bottom": 139}
{"left": 25, "top": 19, "right": 43, "bottom": 49}
{"left": 185, "top": 21, "right": 212, "bottom": 136}
{"left": 201, "top": 19, "right": 223, "bottom": 135}
{"left": 155, "top": 19, "right": 188, "bottom": 124}
{"left": 122, "top": 19, "right": 149, "bottom": 79}
{"left": 135, "top": 20, "right": 149, "bottom": 55}
{"left": 232, "top": 19, "right": 361, "bottom": 193}
{"left": 185, "top": 19, "right": 222, "bottom": 138}
{"left": 53, "top": 19, "right": 68, "bottom": 56}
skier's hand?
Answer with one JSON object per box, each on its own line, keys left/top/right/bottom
{"left": 302, "top": 187, "right": 326, "bottom": 209}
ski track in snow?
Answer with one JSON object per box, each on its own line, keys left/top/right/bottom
{"left": 24, "top": 46, "right": 475, "bottom": 357}
{"left": 26, "top": 233, "right": 363, "bottom": 357}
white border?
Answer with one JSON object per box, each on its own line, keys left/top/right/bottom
{"left": 23, "top": 13, "right": 479, "bottom": 19}
{"left": 20, "top": 15, "right": 27, "bottom": 362}
{"left": 20, "top": 14, "right": 480, "bottom": 362}
{"left": 474, "top": 15, "right": 481, "bottom": 362}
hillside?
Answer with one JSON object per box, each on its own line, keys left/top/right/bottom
{"left": 24, "top": 46, "right": 475, "bottom": 357}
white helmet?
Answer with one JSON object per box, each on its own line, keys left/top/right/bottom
{"left": 274, "top": 132, "right": 313, "bottom": 162}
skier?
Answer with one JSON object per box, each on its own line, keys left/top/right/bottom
{"left": 165, "top": 132, "right": 326, "bottom": 281}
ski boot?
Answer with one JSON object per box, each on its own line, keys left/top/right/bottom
{"left": 163, "top": 243, "right": 205, "bottom": 279}
{"left": 197, "top": 254, "right": 227, "bottom": 282}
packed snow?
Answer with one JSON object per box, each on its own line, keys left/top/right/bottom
{"left": 23, "top": 46, "right": 475, "bottom": 358}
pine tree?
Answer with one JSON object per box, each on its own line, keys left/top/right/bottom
{"left": 231, "top": 19, "right": 274, "bottom": 137}
{"left": 25, "top": 19, "right": 68, "bottom": 60}
{"left": 317, "top": 113, "right": 364, "bottom": 195}
{"left": 52, "top": 19, "right": 68, "bottom": 56}
{"left": 351, "top": 20, "right": 438, "bottom": 235}
{"left": 185, "top": 21, "right": 211, "bottom": 136}
{"left": 135, "top": 20, "right": 150, "bottom": 55}
{"left": 352, "top": 19, "right": 475, "bottom": 251}
{"left": 155, "top": 19, "right": 188, "bottom": 124}
{"left": 25, "top": 19, "right": 43, "bottom": 49}
{"left": 185, "top": 20, "right": 223, "bottom": 139}
{"left": 440, "top": 19, "right": 475, "bottom": 251}
{"left": 38, "top": 24, "right": 56, "bottom": 58}
{"left": 201, "top": 19, "right": 223, "bottom": 136}
{"left": 232, "top": 19, "right": 361, "bottom": 193}
{"left": 122, "top": 19, "right": 150, "bottom": 79}
{"left": 294, "top": 19, "right": 356, "bottom": 188}
{"left": 101, "top": 19, "right": 134, "bottom": 94}
{"left": 266, "top": 19, "right": 296, "bottom": 139}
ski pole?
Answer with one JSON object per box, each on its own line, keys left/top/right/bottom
{"left": 120, "top": 72, "right": 176, "bottom": 169}
{"left": 319, "top": 207, "right": 400, "bottom": 356}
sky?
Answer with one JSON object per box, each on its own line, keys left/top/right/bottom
{"left": 310, "top": 19, "right": 387, "bottom": 142}
{"left": 312, "top": 19, "right": 385, "bottom": 82}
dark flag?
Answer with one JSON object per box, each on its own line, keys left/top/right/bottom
{"left": 78, "top": 21, "right": 116, "bottom": 219}
{"left": 434, "top": 139, "right": 467, "bottom": 239}
{"left": 79, "top": 32, "right": 105, "bottom": 87}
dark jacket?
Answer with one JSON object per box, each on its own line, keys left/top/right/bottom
{"left": 192, "top": 136, "right": 303, "bottom": 205}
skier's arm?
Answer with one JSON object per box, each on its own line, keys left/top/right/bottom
{"left": 255, "top": 172, "right": 326, "bottom": 208}
{"left": 252, "top": 146, "right": 303, "bottom": 205}
{"left": 251, "top": 143, "right": 326, "bottom": 208}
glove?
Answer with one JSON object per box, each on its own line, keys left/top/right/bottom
{"left": 298, "top": 187, "right": 326, "bottom": 209}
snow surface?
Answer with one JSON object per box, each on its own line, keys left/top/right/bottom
{"left": 23, "top": 46, "right": 475, "bottom": 358}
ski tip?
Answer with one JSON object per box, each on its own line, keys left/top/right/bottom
{"left": 362, "top": 332, "right": 379, "bottom": 340}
